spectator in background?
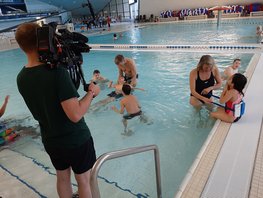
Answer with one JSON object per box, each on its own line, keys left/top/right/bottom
{"left": 107, "top": 16, "right": 111, "bottom": 31}
{"left": 211, "top": 73, "right": 247, "bottom": 123}
{"left": 99, "top": 15, "right": 103, "bottom": 28}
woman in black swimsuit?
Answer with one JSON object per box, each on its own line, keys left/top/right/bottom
{"left": 189, "top": 55, "right": 222, "bottom": 107}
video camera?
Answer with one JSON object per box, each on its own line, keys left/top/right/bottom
{"left": 36, "top": 22, "right": 91, "bottom": 91}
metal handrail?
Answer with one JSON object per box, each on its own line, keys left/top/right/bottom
{"left": 90, "top": 144, "right": 162, "bottom": 198}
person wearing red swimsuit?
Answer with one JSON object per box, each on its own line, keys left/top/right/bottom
{"left": 211, "top": 73, "right": 247, "bottom": 123}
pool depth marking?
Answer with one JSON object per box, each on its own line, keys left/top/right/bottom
{"left": 0, "top": 164, "right": 47, "bottom": 198}
{"left": 8, "top": 149, "right": 149, "bottom": 197}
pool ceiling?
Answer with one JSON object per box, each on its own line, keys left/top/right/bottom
{"left": 40, "top": 0, "right": 111, "bottom": 16}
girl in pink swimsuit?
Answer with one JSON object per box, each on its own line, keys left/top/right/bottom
{"left": 211, "top": 73, "right": 247, "bottom": 123}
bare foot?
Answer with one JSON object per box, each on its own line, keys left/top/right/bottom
{"left": 121, "top": 129, "right": 133, "bottom": 136}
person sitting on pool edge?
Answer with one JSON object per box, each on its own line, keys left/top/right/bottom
{"left": 189, "top": 55, "right": 222, "bottom": 107}
{"left": 210, "top": 73, "right": 247, "bottom": 123}
{"left": 111, "top": 84, "right": 147, "bottom": 135}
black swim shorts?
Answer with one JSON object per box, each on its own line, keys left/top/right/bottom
{"left": 123, "top": 110, "right": 142, "bottom": 120}
{"left": 45, "top": 137, "right": 96, "bottom": 174}
{"left": 107, "top": 91, "right": 123, "bottom": 99}
{"left": 124, "top": 74, "right": 139, "bottom": 83}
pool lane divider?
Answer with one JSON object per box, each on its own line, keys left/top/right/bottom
{"left": 90, "top": 44, "right": 263, "bottom": 54}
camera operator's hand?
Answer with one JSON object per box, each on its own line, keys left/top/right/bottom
{"left": 88, "top": 82, "right": 100, "bottom": 98}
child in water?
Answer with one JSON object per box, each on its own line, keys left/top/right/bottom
{"left": 112, "top": 84, "right": 147, "bottom": 135}
{"left": 91, "top": 70, "right": 109, "bottom": 90}
{"left": 210, "top": 73, "right": 247, "bottom": 123}
{"left": 108, "top": 76, "right": 144, "bottom": 98}
{"left": 92, "top": 70, "right": 108, "bottom": 82}
{"left": 89, "top": 77, "right": 144, "bottom": 112}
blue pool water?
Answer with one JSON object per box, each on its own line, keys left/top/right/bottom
{"left": 0, "top": 18, "right": 259, "bottom": 197}
{"left": 0, "top": 48, "right": 253, "bottom": 197}
{"left": 88, "top": 18, "right": 263, "bottom": 45}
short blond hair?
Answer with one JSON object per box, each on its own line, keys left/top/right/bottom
{"left": 15, "top": 22, "right": 40, "bottom": 53}
{"left": 114, "top": 54, "right": 124, "bottom": 64}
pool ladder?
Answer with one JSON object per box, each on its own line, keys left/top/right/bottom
{"left": 90, "top": 144, "right": 162, "bottom": 198}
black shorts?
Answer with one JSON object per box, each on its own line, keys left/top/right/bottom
{"left": 107, "top": 91, "right": 123, "bottom": 99}
{"left": 123, "top": 110, "right": 142, "bottom": 120}
{"left": 124, "top": 74, "right": 139, "bottom": 84}
{"left": 45, "top": 137, "right": 96, "bottom": 174}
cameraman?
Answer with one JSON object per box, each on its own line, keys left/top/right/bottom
{"left": 16, "top": 22, "right": 100, "bottom": 198}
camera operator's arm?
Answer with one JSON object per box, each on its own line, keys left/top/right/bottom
{"left": 61, "top": 83, "right": 100, "bottom": 123}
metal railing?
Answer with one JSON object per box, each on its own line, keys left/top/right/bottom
{"left": 90, "top": 144, "right": 162, "bottom": 198}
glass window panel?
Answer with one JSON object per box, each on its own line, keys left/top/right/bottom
{"left": 124, "top": 11, "right": 130, "bottom": 18}
{"left": 123, "top": 3, "right": 129, "bottom": 12}
{"left": 110, "top": 0, "right": 116, "bottom": 7}
{"left": 117, "top": 4, "right": 123, "bottom": 13}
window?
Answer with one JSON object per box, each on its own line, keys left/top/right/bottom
{"left": 129, "top": 0, "right": 137, "bottom": 5}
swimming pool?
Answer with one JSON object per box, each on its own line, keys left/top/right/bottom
{"left": 0, "top": 18, "right": 259, "bottom": 198}
{"left": 88, "top": 18, "right": 263, "bottom": 45}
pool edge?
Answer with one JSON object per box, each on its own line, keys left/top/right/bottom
{"left": 174, "top": 52, "right": 261, "bottom": 198}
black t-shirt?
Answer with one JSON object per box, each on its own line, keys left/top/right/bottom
{"left": 17, "top": 64, "right": 91, "bottom": 149}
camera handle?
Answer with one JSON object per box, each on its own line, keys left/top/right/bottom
{"left": 77, "top": 63, "right": 95, "bottom": 92}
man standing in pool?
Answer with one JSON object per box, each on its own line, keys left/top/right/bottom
{"left": 114, "top": 54, "right": 138, "bottom": 87}
{"left": 16, "top": 22, "right": 100, "bottom": 198}
{"left": 189, "top": 55, "right": 222, "bottom": 107}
